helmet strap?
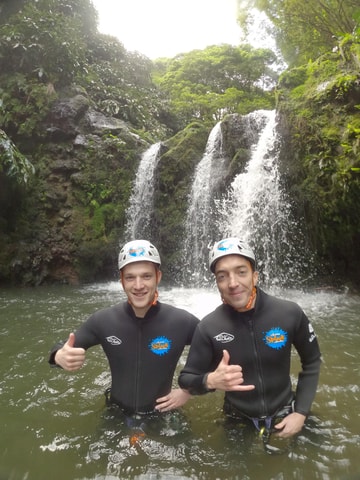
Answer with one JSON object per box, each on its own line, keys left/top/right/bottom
{"left": 150, "top": 269, "right": 161, "bottom": 306}
{"left": 245, "top": 286, "right": 257, "bottom": 310}
{"left": 151, "top": 290, "right": 159, "bottom": 306}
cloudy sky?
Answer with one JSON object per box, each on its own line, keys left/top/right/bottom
{"left": 91, "top": 0, "right": 241, "bottom": 59}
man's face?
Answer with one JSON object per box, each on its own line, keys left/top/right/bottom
{"left": 121, "top": 261, "right": 161, "bottom": 317}
{"left": 214, "top": 254, "right": 258, "bottom": 312}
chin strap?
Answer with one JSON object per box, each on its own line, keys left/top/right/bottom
{"left": 151, "top": 290, "right": 159, "bottom": 306}
{"left": 150, "top": 270, "right": 161, "bottom": 306}
{"left": 245, "top": 286, "right": 257, "bottom": 310}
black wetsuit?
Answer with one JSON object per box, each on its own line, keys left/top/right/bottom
{"left": 179, "top": 288, "right": 321, "bottom": 419}
{"left": 49, "top": 301, "right": 199, "bottom": 414}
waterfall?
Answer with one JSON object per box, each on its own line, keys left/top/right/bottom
{"left": 217, "top": 110, "right": 309, "bottom": 287}
{"left": 185, "top": 110, "right": 310, "bottom": 287}
{"left": 125, "top": 142, "right": 162, "bottom": 240}
{"left": 124, "top": 112, "right": 310, "bottom": 288}
{"left": 184, "top": 112, "right": 272, "bottom": 285}
{"left": 184, "top": 122, "right": 227, "bottom": 284}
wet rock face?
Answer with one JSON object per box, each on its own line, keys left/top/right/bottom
{"left": 4, "top": 88, "right": 148, "bottom": 286}
{"left": 45, "top": 94, "right": 133, "bottom": 141}
{"left": 46, "top": 94, "right": 90, "bottom": 140}
{"left": 221, "top": 113, "right": 268, "bottom": 156}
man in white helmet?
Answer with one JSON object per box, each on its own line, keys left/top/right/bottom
{"left": 179, "top": 237, "right": 321, "bottom": 442}
{"left": 49, "top": 240, "right": 199, "bottom": 415}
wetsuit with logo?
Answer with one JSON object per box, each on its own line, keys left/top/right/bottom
{"left": 49, "top": 301, "right": 199, "bottom": 414}
{"left": 178, "top": 288, "right": 321, "bottom": 419}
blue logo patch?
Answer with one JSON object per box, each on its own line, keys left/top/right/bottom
{"left": 149, "top": 336, "right": 171, "bottom": 356}
{"left": 263, "top": 327, "right": 288, "bottom": 350}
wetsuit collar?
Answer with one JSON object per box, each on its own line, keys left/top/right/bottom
{"left": 124, "top": 300, "right": 161, "bottom": 320}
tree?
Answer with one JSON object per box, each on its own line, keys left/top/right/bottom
{"left": 237, "top": 0, "right": 359, "bottom": 66}
{"left": 0, "top": 0, "right": 171, "bottom": 137}
{"left": 153, "top": 44, "right": 277, "bottom": 127}
{"left": 0, "top": 0, "right": 94, "bottom": 85}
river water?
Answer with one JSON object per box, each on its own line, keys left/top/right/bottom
{"left": 0, "top": 282, "right": 359, "bottom": 480}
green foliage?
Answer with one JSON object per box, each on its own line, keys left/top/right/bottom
{"left": 0, "top": 129, "right": 34, "bottom": 184}
{"left": 153, "top": 44, "right": 277, "bottom": 128}
{"left": 238, "top": 0, "right": 359, "bottom": 66}
{"left": 0, "top": 0, "right": 171, "bottom": 137}
{"left": 0, "top": 0, "right": 94, "bottom": 85}
{"left": 277, "top": 31, "right": 360, "bottom": 274}
{"left": 0, "top": 74, "right": 57, "bottom": 138}
{"left": 70, "top": 133, "right": 139, "bottom": 248}
{"left": 0, "top": 0, "right": 92, "bottom": 139}
{"left": 81, "top": 34, "right": 166, "bottom": 131}
{"left": 278, "top": 66, "right": 307, "bottom": 89}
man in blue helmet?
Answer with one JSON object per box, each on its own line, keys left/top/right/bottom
{"left": 179, "top": 237, "right": 321, "bottom": 440}
{"left": 49, "top": 240, "right": 199, "bottom": 415}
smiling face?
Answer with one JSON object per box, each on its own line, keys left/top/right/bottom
{"left": 121, "top": 261, "right": 162, "bottom": 317}
{"left": 214, "top": 254, "right": 258, "bottom": 312}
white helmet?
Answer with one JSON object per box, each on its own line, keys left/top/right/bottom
{"left": 118, "top": 240, "right": 161, "bottom": 271}
{"left": 209, "top": 237, "right": 256, "bottom": 272}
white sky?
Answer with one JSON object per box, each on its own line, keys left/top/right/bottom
{"left": 91, "top": 0, "right": 241, "bottom": 59}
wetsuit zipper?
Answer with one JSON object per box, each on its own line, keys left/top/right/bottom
{"left": 134, "top": 319, "right": 142, "bottom": 412}
{"left": 248, "top": 317, "right": 267, "bottom": 416}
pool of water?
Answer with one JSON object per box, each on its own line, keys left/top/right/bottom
{"left": 0, "top": 283, "right": 359, "bottom": 479}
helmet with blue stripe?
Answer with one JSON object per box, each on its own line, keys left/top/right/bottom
{"left": 209, "top": 237, "right": 256, "bottom": 273}
{"left": 118, "top": 240, "right": 161, "bottom": 271}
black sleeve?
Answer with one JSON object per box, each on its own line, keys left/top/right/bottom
{"left": 293, "top": 312, "right": 322, "bottom": 415}
{"left": 47, "top": 313, "right": 100, "bottom": 367}
{"left": 178, "top": 325, "right": 218, "bottom": 395}
{"left": 185, "top": 313, "right": 200, "bottom": 344}
{"left": 48, "top": 341, "right": 65, "bottom": 366}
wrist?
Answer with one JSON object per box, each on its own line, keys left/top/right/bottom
{"left": 203, "top": 372, "right": 216, "bottom": 391}
{"left": 54, "top": 350, "right": 62, "bottom": 368}
{"left": 293, "top": 412, "right": 306, "bottom": 420}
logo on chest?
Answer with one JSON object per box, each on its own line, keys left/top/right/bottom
{"left": 213, "top": 332, "right": 235, "bottom": 343}
{"left": 263, "top": 327, "right": 288, "bottom": 350}
{"left": 106, "top": 335, "right": 122, "bottom": 346}
{"left": 148, "top": 336, "right": 172, "bottom": 356}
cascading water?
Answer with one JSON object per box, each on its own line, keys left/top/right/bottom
{"left": 184, "top": 112, "right": 272, "bottom": 285}
{"left": 217, "top": 110, "right": 310, "bottom": 287}
{"left": 125, "top": 142, "right": 162, "bottom": 240}
{"left": 184, "top": 109, "right": 311, "bottom": 287}
{"left": 124, "top": 112, "right": 311, "bottom": 288}
{"left": 183, "top": 122, "right": 227, "bottom": 284}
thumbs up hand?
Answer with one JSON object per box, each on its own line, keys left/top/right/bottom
{"left": 54, "top": 333, "right": 86, "bottom": 371}
{"left": 205, "top": 350, "right": 255, "bottom": 392}
{"left": 66, "top": 332, "right": 76, "bottom": 348}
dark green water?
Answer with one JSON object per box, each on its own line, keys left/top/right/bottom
{"left": 0, "top": 283, "right": 359, "bottom": 480}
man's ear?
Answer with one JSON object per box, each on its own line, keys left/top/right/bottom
{"left": 253, "top": 271, "right": 259, "bottom": 286}
{"left": 156, "top": 268, "right": 162, "bottom": 285}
